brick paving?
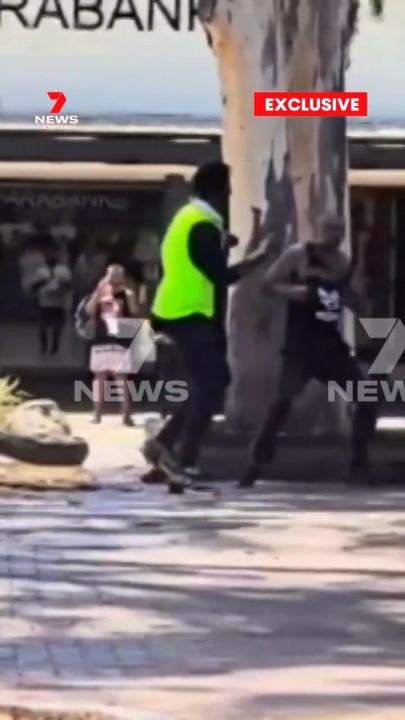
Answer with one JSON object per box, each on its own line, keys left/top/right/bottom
{"left": 0, "top": 472, "right": 404, "bottom": 719}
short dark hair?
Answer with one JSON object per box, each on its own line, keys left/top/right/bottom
{"left": 34, "top": 232, "right": 54, "bottom": 247}
{"left": 191, "top": 162, "right": 230, "bottom": 200}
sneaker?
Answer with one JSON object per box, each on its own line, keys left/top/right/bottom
{"left": 141, "top": 439, "right": 188, "bottom": 494}
{"left": 160, "top": 460, "right": 190, "bottom": 494}
{"left": 141, "top": 438, "right": 179, "bottom": 470}
{"left": 181, "top": 465, "right": 206, "bottom": 480}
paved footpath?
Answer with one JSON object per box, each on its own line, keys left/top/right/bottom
{"left": 0, "top": 477, "right": 404, "bottom": 720}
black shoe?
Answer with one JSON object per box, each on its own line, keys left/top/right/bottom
{"left": 181, "top": 465, "right": 209, "bottom": 481}
{"left": 347, "top": 461, "right": 377, "bottom": 486}
{"left": 141, "top": 439, "right": 189, "bottom": 494}
{"left": 238, "top": 464, "right": 260, "bottom": 488}
{"left": 141, "top": 467, "right": 169, "bottom": 485}
{"left": 168, "top": 477, "right": 186, "bottom": 495}
{"left": 141, "top": 438, "right": 178, "bottom": 469}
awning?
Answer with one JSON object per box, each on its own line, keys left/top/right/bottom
{"left": 349, "top": 169, "right": 405, "bottom": 186}
{"left": 0, "top": 162, "right": 404, "bottom": 188}
{"left": 0, "top": 162, "right": 195, "bottom": 183}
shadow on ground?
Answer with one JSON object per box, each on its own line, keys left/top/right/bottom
{"left": 0, "top": 484, "right": 404, "bottom": 716}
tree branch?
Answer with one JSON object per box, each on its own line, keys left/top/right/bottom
{"left": 198, "top": 0, "right": 219, "bottom": 48}
{"left": 198, "top": 0, "right": 219, "bottom": 24}
{"left": 345, "top": 0, "right": 383, "bottom": 48}
{"left": 346, "top": 0, "right": 360, "bottom": 45}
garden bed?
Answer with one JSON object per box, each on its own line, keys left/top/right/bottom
{"left": 0, "top": 458, "right": 93, "bottom": 491}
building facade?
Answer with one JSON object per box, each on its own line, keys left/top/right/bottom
{"left": 0, "top": 125, "right": 404, "bottom": 377}
{"left": 0, "top": 0, "right": 404, "bottom": 121}
{"left": 0, "top": 0, "right": 404, "bottom": 377}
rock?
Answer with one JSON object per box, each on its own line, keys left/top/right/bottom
{"left": 6, "top": 398, "right": 71, "bottom": 439}
{"left": 0, "top": 399, "right": 89, "bottom": 466}
{"left": 0, "top": 432, "right": 88, "bottom": 466}
{"left": 0, "top": 462, "right": 93, "bottom": 490}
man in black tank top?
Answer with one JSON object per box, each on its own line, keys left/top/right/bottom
{"left": 240, "top": 215, "right": 378, "bottom": 487}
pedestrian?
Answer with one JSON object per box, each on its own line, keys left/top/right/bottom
{"left": 239, "top": 214, "right": 378, "bottom": 487}
{"left": 30, "top": 239, "right": 71, "bottom": 356}
{"left": 143, "top": 161, "right": 268, "bottom": 481}
{"left": 86, "top": 264, "right": 137, "bottom": 425}
{"left": 19, "top": 237, "right": 46, "bottom": 298}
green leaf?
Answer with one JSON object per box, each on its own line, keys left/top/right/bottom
{"left": 0, "top": 376, "right": 29, "bottom": 430}
{"left": 369, "top": 0, "right": 384, "bottom": 16}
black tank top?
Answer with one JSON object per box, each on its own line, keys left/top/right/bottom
{"left": 283, "top": 252, "right": 343, "bottom": 356}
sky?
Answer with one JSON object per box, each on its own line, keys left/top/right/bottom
{"left": 0, "top": 0, "right": 404, "bottom": 120}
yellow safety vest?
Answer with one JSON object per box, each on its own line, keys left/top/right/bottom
{"left": 152, "top": 201, "right": 222, "bottom": 320}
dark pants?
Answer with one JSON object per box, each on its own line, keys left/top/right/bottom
{"left": 156, "top": 321, "right": 230, "bottom": 467}
{"left": 251, "top": 343, "right": 377, "bottom": 468}
{"left": 38, "top": 306, "right": 66, "bottom": 355}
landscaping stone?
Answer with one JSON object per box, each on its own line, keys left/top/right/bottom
{"left": 7, "top": 399, "right": 72, "bottom": 439}
{"left": 0, "top": 400, "right": 88, "bottom": 466}
{"left": 0, "top": 459, "right": 93, "bottom": 490}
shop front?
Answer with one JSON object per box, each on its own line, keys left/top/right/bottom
{"left": 1, "top": 126, "right": 405, "bottom": 383}
{"left": 349, "top": 169, "right": 405, "bottom": 371}
{"left": 0, "top": 124, "right": 204, "bottom": 377}
{"left": 0, "top": 179, "right": 168, "bottom": 374}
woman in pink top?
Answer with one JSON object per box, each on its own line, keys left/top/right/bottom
{"left": 86, "top": 265, "right": 137, "bottom": 425}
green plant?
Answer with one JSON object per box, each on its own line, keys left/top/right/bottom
{"left": 0, "top": 376, "right": 28, "bottom": 430}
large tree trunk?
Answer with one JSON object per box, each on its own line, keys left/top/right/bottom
{"left": 199, "top": 0, "right": 357, "bottom": 430}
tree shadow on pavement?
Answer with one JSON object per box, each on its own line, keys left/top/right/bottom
{"left": 0, "top": 483, "right": 403, "bottom": 716}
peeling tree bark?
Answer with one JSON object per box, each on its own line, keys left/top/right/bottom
{"left": 199, "top": 0, "right": 359, "bottom": 430}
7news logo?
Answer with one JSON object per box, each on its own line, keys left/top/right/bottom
{"left": 34, "top": 92, "right": 79, "bottom": 129}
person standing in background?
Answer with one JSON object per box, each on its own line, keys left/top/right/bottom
{"left": 86, "top": 264, "right": 138, "bottom": 426}
{"left": 30, "top": 240, "right": 72, "bottom": 356}
{"left": 19, "top": 236, "right": 46, "bottom": 299}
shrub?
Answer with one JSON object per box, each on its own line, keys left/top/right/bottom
{"left": 0, "top": 376, "right": 28, "bottom": 430}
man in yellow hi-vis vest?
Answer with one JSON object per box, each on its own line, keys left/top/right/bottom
{"left": 144, "top": 162, "right": 268, "bottom": 484}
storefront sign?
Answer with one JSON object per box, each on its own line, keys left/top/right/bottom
{"left": 0, "top": 191, "right": 129, "bottom": 209}
{"left": 0, "top": 0, "right": 402, "bottom": 121}
{"left": 0, "top": 0, "right": 199, "bottom": 30}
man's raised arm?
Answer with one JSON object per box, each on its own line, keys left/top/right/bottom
{"left": 264, "top": 245, "right": 308, "bottom": 302}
